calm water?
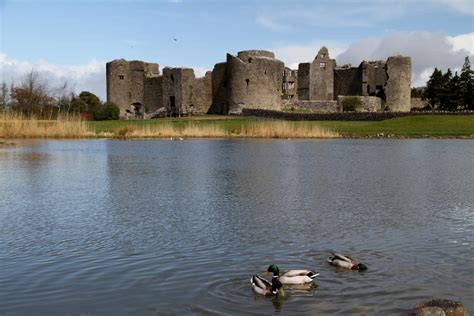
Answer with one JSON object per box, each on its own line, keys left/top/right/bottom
{"left": 0, "top": 139, "right": 473, "bottom": 315}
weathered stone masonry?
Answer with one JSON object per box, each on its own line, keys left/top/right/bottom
{"left": 106, "top": 48, "right": 411, "bottom": 117}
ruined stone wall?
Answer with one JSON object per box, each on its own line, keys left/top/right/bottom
{"left": 334, "top": 67, "right": 362, "bottom": 97}
{"left": 282, "top": 67, "right": 298, "bottom": 100}
{"left": 144, "top": 76, "right": 163, "bottom": 112}
{"left": 227, "top": 50, "right": 284, "bottom": 114}
{"left": 209, "top": 62, "right": 228, "bottom": 114}
{"left": 361, "top": 61, "right": 387, "bottom": 97}
{"left": 190, "top": 71, "right": 212, "bottom": 115}
{"left": 385, "top": 56, "right": 411, "bottom": 112}
{"left": 338, "top": 95, "right": 382, "bottom": 112}
{"left": 162, "top": 67, "right": 212, "bottom": 116}
{"left": 162, "top": 67, "right": 191, "bottom": 115}
{"left": 107, "top": 48, "right": 411, "bottom": 117}
{"left": 297, "top": 63, "right": 311, "bottom": 100}
{"left": 309, "top": 47, "right": 336, "bottom": 100}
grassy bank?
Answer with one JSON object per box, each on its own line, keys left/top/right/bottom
{"left": 89, "top": 115, "right": 474, "bottom": 138}
{"left": 1, "top": 113, "right": 473, "bottom": 139}
{"left": 315, "top": 115, "right": 474, "bottom": 137}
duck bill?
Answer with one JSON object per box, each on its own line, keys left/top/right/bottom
{"left": 262, "top": 271, "right": 269, "bottom": 277}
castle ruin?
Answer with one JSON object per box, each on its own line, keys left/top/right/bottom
{"left": 106, "top": 48, "right": 411, "bottom": 117}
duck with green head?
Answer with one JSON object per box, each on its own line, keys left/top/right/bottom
{"left": 251, "top": 275, "right": 284, "bottom": 297}
{"left": 327, "top": 253, "right": 368, "bottom": 271}
{"left": 263, "top": 264, "right": 319, "bottom": 285}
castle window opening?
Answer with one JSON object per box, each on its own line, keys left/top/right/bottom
{"left": 245, "top": 79, "right": 250, "bottom": 86}
{"left": 170, "top": 74, "right": 174, "bottom": 82}
{"left": 264, "top": 70, "right": 267, "bottom": 75}
{"left": 367, "top": 84, "right": 371, "bottom": 94}
{"left": 320, "top": 62, "right": 326, "bottom": 68}
{"left": 321, "top": 53, "right": 326, "bottom": 59}
{"left": 119, "top": 75, "right": 124, "bottom": 80}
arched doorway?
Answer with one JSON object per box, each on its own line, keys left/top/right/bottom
{"left": 131, "top": 102, "right": 143, "bottom": 119}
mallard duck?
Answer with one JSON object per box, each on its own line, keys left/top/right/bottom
{"left": 250, "top": 275, "right": 283, "bottom": 296}
{"left": 327, "top": 253, "right": 367, "bottom": 270}
{"left": 264, "top": 264, "right": 319, "bottom": 285}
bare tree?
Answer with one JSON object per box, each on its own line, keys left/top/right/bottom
{"left": 10, "top": 70, "right": 51, "bottom": 117}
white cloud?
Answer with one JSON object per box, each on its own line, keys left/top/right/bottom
{"left": 0, "top": 53, "right": 106, "bottom": 100}
{"left": 270, "top": 41, "right": 347, "bottom": 69}
{"left": 193, "top": 66, "right": 210, "bottom": 78}
{"left": 337, "top": 32, "right": 474, "bottom": 87}
{"left": 447, "top": 33, "right": 474, "bottom": 54}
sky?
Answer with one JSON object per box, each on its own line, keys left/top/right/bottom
{"left": 1, "top": 0, "right": 473, "bottom": 100}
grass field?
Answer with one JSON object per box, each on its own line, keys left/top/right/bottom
{"left": 89, "top": 115, "right": 474, "bottom": 138}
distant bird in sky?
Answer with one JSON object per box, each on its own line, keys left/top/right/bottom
{"left": 173, "top": 38, "right": 178, "bottom": 42}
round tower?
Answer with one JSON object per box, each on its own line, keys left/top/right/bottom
{"left": 385, "top": 56, "right": 411, "bottom": 112}
{"left": 227, "top": 50, "right": 284, "bottom": 114}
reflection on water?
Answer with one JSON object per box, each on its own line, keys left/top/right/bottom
{"left": 0, "top": 139, "right": 473, "bottom": 315}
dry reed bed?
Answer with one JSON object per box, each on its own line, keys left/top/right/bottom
{"left": 234, "top": 121, "right": 339, "bottom": 138}
{"left": 0, "top": 113, "right": 94, "bottom": 138}
{"left": 1, "top": 113, "right": 340, "bottom": 139}
{"left": 114, "top": 121, "right": 339, "bottom": 139}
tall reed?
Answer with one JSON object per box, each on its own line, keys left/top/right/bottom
{"left": 111, "top": 123, "right": 228, "bottom": 138}
{"left": 0, "top": 112, "right": 94, "bottom": 138}
{"left": 234, "top": 121, "right": 339, "bottom": 138}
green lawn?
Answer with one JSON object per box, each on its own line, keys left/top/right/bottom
{"left": 88, "top": 115, "right": 474, "bottom": 138}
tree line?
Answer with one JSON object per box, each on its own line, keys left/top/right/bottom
{"left": 0, "top": 70, "right": 119, "bottom": 120}
{"left": 412, "top": 56, "right": 473, "bottom": 111}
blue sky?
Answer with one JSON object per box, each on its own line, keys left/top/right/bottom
{"left": 1, "top": 0, "right": 473, "bottom": 99}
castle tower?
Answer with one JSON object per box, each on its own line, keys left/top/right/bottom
{"left": 298, "top": 47, "right": 336, "bottom": 101}
{"left": 385, "top": 56, "right": 411, "bottom": 112}
{"left": 309, "top": 47, "right": 336, "bottom": 100}
{"left": 226, "top": 50, "right": 284, "bottom": 114}
{"left": 106, "top": 59, "right": 159, "bottom": 116}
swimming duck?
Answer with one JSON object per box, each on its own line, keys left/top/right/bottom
{"left": 264, "top": 264, "right": 319, "bottom": 285}
{"left": 250, "top": 275, "right": 283, "bottom": 296}
{"left": 327, "top": 253, "right": 367, "bottom": 270}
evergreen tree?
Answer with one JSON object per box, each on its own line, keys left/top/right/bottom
{"left": 424, "top": 68, "right": 444, "bottom": 108}
{"left": 459, "top": 56, "right": 473, "bottom": 110}
{"left": 439, "top": 69, "right": 453, "bottom": 110}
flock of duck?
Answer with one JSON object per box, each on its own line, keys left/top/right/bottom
{"left": 251, "top": 253, "right": 368, "bottom": 296}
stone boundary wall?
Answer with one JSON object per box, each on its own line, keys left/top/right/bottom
{"left": 241, "top": 109, "right": 474, "bottom": 121}
{"left": 290, "top": 100, "right": 339, "bottom": 112}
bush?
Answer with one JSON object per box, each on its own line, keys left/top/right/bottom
{"left": 342, "top": 97, "right": 363, "bottom": 112}
{"left": 94, "top": 102, "right": 120, "bottom": 120}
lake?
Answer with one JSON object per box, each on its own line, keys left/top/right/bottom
{"left": 0, "top": 139, "right": 473, "bottom": 315}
